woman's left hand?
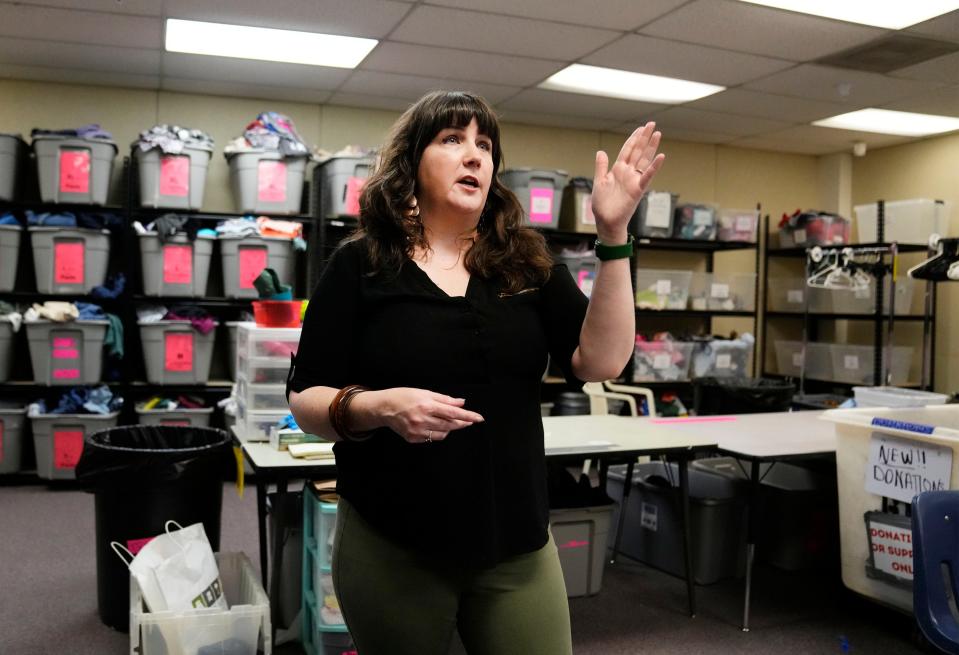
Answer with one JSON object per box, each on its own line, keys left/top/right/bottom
{"left": 590, "top": 122, "right": 665, "bottom": 241}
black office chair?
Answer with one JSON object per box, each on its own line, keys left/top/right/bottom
{"left": 912, "top": 490, "right": 959, "bottom": 654}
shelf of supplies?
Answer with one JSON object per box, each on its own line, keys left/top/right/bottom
{"left": 761, "top": 373, "right": 922, "bottom": 389}
{"left": 0, "top": 291, "right": 124, "bottom": 303}
{"left": 765, "top": 311, "right": 928, "bottom": 322}
{"left": 543, "top": 230, "right": 757, "bottom": 252}
{"left": 130, "top": 208, "right": 314, "bottom": 223}
{"left": 767, "top": 243, "right": 930, "bottom": 258}
{"left": 131, "top": 295, "right": 256, "bottom": 307}
{"left": 636, "top": 308, "right": 755, "bottom": 318}
{"left": 0, "top": 200, "right": 125, "bottom": 213}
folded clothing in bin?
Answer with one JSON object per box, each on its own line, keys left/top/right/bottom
{"left": 134, "top": 124, "right": 214, "bottom": 154}
{"left": 31, "top": 384, "right": 123, "bottom": 415}
{"left": 224, "top": 111, "right": 310, "bottom": 157}
{"left": 25, "top": 301, "right": 124, "bottom": 358}
{"left": 138, "top": 304, "right": 216, "bottom": 335}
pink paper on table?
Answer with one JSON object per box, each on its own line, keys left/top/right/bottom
{"left": 650, "top": 416, "right": 738, "bottom": 424}
{"left": 238, "top": 247, "right": 268, "bottom": 289}
{"left": 126, "top": 536, "right": 156, "bottom": 556}
{"left": 164, "top": 333, "right": 194, "bottom": 372}
{"left": 344, "top": 176, "right": 366, "bottom": 216}
{"left": 257, "top": 160, "right": 287, "bottom": 203}
{"left": 159, "top": 155, "right": 190, "bottom": 197}
{"left": 59, "top": 149, "right": 90, "bottom": 194}
{"left": 54, "top": 430, "right": 84, "bottom": 469}
{"left": 54, "top": 242, "right": 85, "bottom": 285}
{"left": 163, "top": 244, "right": 193, "bottom": 285}
{"left": 528, "top": 188, "right": 554, "bottom": 223}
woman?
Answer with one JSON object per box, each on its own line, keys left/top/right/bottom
{"left": 288, "top": 90, "right": 664, "bottom": 654}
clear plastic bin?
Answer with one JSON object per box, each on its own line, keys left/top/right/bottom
{"left": 0, "top": 404, "right": 26, "bottom": 474}
{"left": 500, "top": 168, "right": 568, "bottom": 229}
{"left": 766, "top": 277, "right": 831, "bottom": 313}
{"left": 631, "top": 191, "right": 677, "bottom": 239}
{"left": 0, "top": 134, "right": 25, "bottom": 201}
{"left": 690, "top": 339, "right": 752, "bottom": 379}
{"left": 237, "top": 355, "right": 291, "bottom": 385}
{"left": 689, "top": 272, "right": 756, "bottom": 311}
{"left": 717, "top": 208, "right": 759, "bottom": 243}
{"left": 673, "top": 204, "right": 717, "bottom": 240}
{"left": 226, "top": 150, "right": 308, "bottom": 215}
{"left": 778, "top": 213, "right": 850, "bottom": 248}
{"left": 853, "top": 386, "right": 948, "bottom": 408}
{"left": 773, "top": 340, "right": 832, "bottom": 380}
{"left": 25, "top": 319, "right": 108, "bottom": 385}
{"left": 219, "top": 235, "right": 295, "bottom": 300}
{"left": 138, "top": 321, "right": 218, "bottom": 385}
{"left": 824, "top": 277, "right": 916, "bottom": 315}
{"left": 829, "top": 344, "right": 913, "bottom": 385}
{"left": 135, "top": 144, "right": 213, "bottom": 210}
{"left": 558, "top": 177, "right": 596, "bottom": 234}
{"left": 0, "top": 320, "right": 14, "bottom": 382}
{"left": 29, "top": 227, "right": 111, "bottom": 294}
{"left": 855, "top": 199, "right": 951, "bottom": 245}
{"left": 134, "top": 404, "right": 213, "bottom": 427}
{"left": 236, "top": 376, "right": 289, "bottom": 411}
{"left": 130, "top": 551, "right": 272, "bottom": 655}
{"left": 550, "top": 505, "right": 613, "bottom": 597}
{"left": 315, "top": 155, "right": 373, "bottom": 219}
{"left": 633, "top": 341, "right": 695, "bottom": 382}
{"left": 235, "top": 399, "right": 288, "bottom": 442}
{"left": 225, "top": 321, "right": 251, "bottom": 381}
{"left": 635, "top": 269, "right": 693, "bottom": 310}
{"left": 138, "top": 233, "right": 214, "bottom": 297}
{"left": 0, "top": 224, "right": 21, "bottom": 292}
{"left": 237, "top": 324, "right": 301, "bottom": 361}
{"left": 33, "top": 135, "right": 117, "bottom": 205}
{"left": 30, "top": 409, "right": 119, "bottom": 480}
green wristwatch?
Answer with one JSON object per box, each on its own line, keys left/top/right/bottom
{"left": 594, "top": 235, "right": 635, "bottom": 261}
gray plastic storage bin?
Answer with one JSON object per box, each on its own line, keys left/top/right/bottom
{"left": 0, "top": 134, "right": 26, "bottom": 201}
{"left": 219, "top": 235, "right": 294, "bottom": 299}
{"left": 0, "top": 321, "right": 14, "bottom": 382}
{"left": 227, "top": 150, "right": 308, "bottom": 215}
{"left": 29, "top": 227, "right": 111, "bottom": 294}
{"left": 134, "top": 404, "right": 213, "bottom": 427}
{"left": 139, "top": 321, "right": 218, "bottom": 385}
{"left": 500, "top": 168, "right": 568, "bottom": 229}
{"left": 0, "top": 404, "right": 27, "bottom": 474}
{"left": 134, "top": 144, "right": 213, "bottom": 210}
{"left": 30, "top": 409, "right": 120, "bottom": 480}
{"left": 555, "top": 251, "right": 597, "bottom": 298}
{"left": 315, "top": 155, "right": 374, "bottom": 219}
{"left": 138, "top": 233, "right": 214, "bottom": 297}
{"left": 550, "top": 505, "right": 612, "bottom": 597}
{"left": 631, "top": 191, "right": 678, "bottom": 238}
{"left": 0, "top": 224, "right": 20, "bottom": 292}
{"left": 607, "top": 461, "right": 747, "bottom": 584}
{"left": 559, "top": 178, "right": 595, "bottom": 234}
{"left": 26, "top": 319, "right": 108, "bottom": 385}
{"left": 33, "top": 135, "right": 117, "bottom": 205}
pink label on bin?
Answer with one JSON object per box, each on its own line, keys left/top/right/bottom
{"left": 163, "top": 244, "right": 193, "bottom": 285}
{"left": 257, "top": 160, "right": 287, "bottom": 203}
{"left": 59, "top": 150, "right": 90, "bottom": 194}
{"left": 160, "top": 419, "right": 191, "bottom": 427}
{"left": 54, "top": 242, "right": 85, "bottom": 285}
{"left": 528, "top": 188, "right": 554, "bottom": 223}
{"left": 344, "top": 176, "right": 366, "bottom": 216}
{"left": 238, "top": 247, "right": 268, "bottom": 289}
{"left": 53, "top": 430, "right": 84, "bottom": 470}
{"left": 53, "top": 369, "right": 80, "bottom": 379}
{"left": 126, "top": 536, "right": 156, "bottom": 556}
{"left": 159, "top": 155, "right": 190, "bottom": 197}
{"left": 52, "top": 348, "right": 79, "bottom": 359}
{"left": 164, "top": 333, "right": 194, "bottom": 372}
{"left": 558, "top": 539, "right": 589, "bottom": 550}
{"left": 53, "top": 337, "right": 75, "bottom": 348}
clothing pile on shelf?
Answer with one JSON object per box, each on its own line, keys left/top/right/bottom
{"left": 29, "top": 384, "right": 123, "bottom": 415}
{"left": 139, "top": 394, "right": 208, "bottom": 411}
{"left": 132, "top": 216, "right": 217, "bottom": 242}
{"left": 31, "top": 124, "right": 113, "bottom": 140}
{"left": 0, "top": 213, "right": 19, "bottom": 226}
{"left": 215, "top": 216, "right": 306, "bottom": 251}
{"left": 134, "top": 124, "right": 214, "bottom": 154}
{"left": 0, "top": 301, "right": 23, "bottom": 332}
{"left": 137, "top": 304, "right": 216, "bottom": 334}
{"left": 312, "top": 144, "right": 377, "bottom": 162}
{"left": 223, "top": 112, "right": 309, "bottom": 157}
{"left": 25, "top": 301, "right": 124, "bottom": 358}
{"left": 23, "top": 209, "right": 123, "bottom": 230}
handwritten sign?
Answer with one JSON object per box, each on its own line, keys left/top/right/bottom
{"left": 53, "top": 430, "right": 84, "bottom": 470}
{"left": 257, "top": 160, "right": 287, "bottom": 203}
{"left": 645, "top": 192, "right": 672, "bottom": 229}
{"left": 238, "top": 247, "right": 268, "bottom": 289}
{"left": 159, "top": 155, "right": 190, "bottom": 197}
{"left": 54, "top": 242, "right": 85, "bottom": 285}
{"left": 344, "top": 176, "right": 366, "bottom": 216}
{"left": 866, "top": 513, "right": 913, "bottom": 582}
{"left": 865, "top": 433, "right": 952, "bottom": 504}
{"left": 164, "top": 332, "right": 194, "bottom": 372}
{"left": 710, "top": 283, "right": 730, "bottom": 299}
{"left": 163, "top": 244, "right": 193, "bottom": 285}
{"left": 528, "top": 188, "right": 554, "bottom": 223}
{"left": 59, "top": 149, "right": 90, "bottom": 194}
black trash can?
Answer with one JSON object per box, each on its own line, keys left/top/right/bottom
{"left": 693, "top": 377, "right": 795, "bottom": 416}
{"left": 550, "top": 391, "right": 591, "bottom": 416}
{"left": 76, "top": 425, "right": 232, "bottom": 631}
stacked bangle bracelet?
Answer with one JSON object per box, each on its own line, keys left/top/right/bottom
{"left": 328, "top": 385, "right": 374, "bottom": 442}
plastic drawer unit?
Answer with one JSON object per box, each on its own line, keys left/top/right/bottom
{"left": 29, "top": 227, "right": 111, "bottom": 294}
{"left": 226, "top": 149, "right": 308, "bottom": 215}
{"left": 134, "top": 142, "right": 213, "bottom": 210}
{"left": 219, "top": 235, "right": 295, "bottom": 299}
{"left": 500, "top": 168, "right": 568, "bottom": 229}
{"left": 138, "top": 321, "right": 218, "bottom": 385}
{"left": 33, "top": 135, "right": 117, "bottom": 205}
{"left": 29, "top": 410, "right": 120, "bottom": 480}
{"left": 138, "top": 232, "right": 214, "bottom": 297}
{"left": 315, "top": 155, "right": 373, "bottom": 219}
{"left": 25, "top": 319, "right": 109, "bottom": 385}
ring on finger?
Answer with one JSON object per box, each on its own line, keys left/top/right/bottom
{"left": 426, "top": 430, "right": 433, "bottom": 443}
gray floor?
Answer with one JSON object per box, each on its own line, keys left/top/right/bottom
{"left": 0, "top": 478, "right": 933, "bottom": 655}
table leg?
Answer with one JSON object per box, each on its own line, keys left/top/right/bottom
{"left": 742, "top": 459, "right": 761, "bottom": 632}
{"left": 270, "top": 475, "right": 289, "bottom": 643}
{"left": 256, "top": 476, "right": 269, "bottom": 589}
{"left": 610, "top": 460, "right": 634, "bottom": 565}
{"left": 678, "top": 457, "right": 696, "bottom": 618}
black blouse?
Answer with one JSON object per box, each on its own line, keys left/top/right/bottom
{"left": 288, "top": 238, "right": 589, "bottom": 568}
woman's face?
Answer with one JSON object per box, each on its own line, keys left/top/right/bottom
{"left": 416, "top": 117, "right": 494, "bottom": 220}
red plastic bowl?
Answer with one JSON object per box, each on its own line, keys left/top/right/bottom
{"left": 252, "top": 300, "right": 303, "bottom": 328}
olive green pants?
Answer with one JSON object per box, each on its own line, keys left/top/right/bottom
{"left": 332, "top": 498, "right": 573, "bottom": 655}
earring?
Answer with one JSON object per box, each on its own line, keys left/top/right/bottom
{"left": 403, "top": 195, "right": 420, "bottom": 219}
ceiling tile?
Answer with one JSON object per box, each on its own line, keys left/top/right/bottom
{"left": 906, "top": 9, "right": 959, "bottom": 44}
{"left": 647, "top": 107, "right": 794, "bottom": 137}
{"left": 0, "top": 37, "right": 160, "bottom": 76}
{"left": 743, "top": 64, "right": 944, "bottom": 106}
{"left": 422, "top": 0, "right": 687, "bottom": 31}
{"left": 360, "top": 42, "right": 564, "bottom": 86}
{"left": 0, "top": 63, "right": 160, "bottom": 90}
{"left": 0, "top": 3, "right": 162, "bottom": 49}
{"left": 2, "top": 0, "right": 161, "bottom": 15}
{"left": 880, "top": 86, "right": 959, "bottom": 118}
{"left": 161, "top": 53, "right": 351, "bottom": 89}
{"left": 497, "top": 110, "right": 622, "bottom": 132}
{"left": 326, "top": 92, "right": 413, "bottom": 112}
{"left": 890, "top": 51, "right": 959, "bottom": 85}
{"left": 163, "top": 0, "right": 413, "bottom": 39}
{"left": 726, "top": 135, "right": 836, "bottom": 155}
{"left": 684, "top": 89, "right": 851, "bottom": 123}
{"left": 499, "top": 88, "right": 664, "bottom": 122}
{"left": 583, "top": 34, "right": 793, "bottom": 86}
{"left": 161, "top": 77, "right": 333, "bottom": 105}
{"left": 639, "top": 0, "right": 887, "bottom": 61}
{"left": 737, "top": 125, "right": 913, "bottom": 154}
{"left": 390, "top": 6, "right": 619, "bottom": 60}
{"left": 339, "top": 70, "right": 522, "bottom": 104}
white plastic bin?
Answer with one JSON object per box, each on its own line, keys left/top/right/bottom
{"left": 825, "top": 277, "right": 916, "bottom": 315}
{"left": 855, "top": 199, "right": 951, "bottom": 245}
{"left": 829, "top": 344, "right": 913, "bottom": 386}
{"left": 33, "top": 135, "right": 117, "bottom": 205}
{"left": 633, "top": 341, "right": 695, "bottom": 382}
{"left": 225, "top": 321, "right": 251, "bottom": 381}
{"left": 130, "top": 551, "right": 272, "bottom": 655}
{"left": 219, "top": 235, "right": 294, "bottom": 299}
{"left": 0, "top": 224, "right": 21, "bottom": 291}
{"left": 139, "top": 321, "right": 218, "bottom": 385}
{"left": 691, "top": 339, "right": 752, "bottom": 379}
{"left": 238, "top": 355, "right": 291, "bottom": 385}
{"left": 236, "top": 377, "right": 288, "bottom": 412}
{"left": 500, "top": 168, "right": 568, "bottom": 229}
{"left": 558, "top": 178, "right": 596, "bottom": 234}
{"left": 853, "top": 386, "right": 948, "bottom": 408}
{"left": 25, "top": 319, "right": 108, "bottom": 385}
{"left": 825, "top": 405, "right": 959, "bottom": 612}
{"left": 0, "top": 404, "right": 27, "bottom": 474}
{"left": 766, "top": 277, "right": 831, "bottom": 313}
{"left": 138, "top": 233, "right": 214, "bottom": 297}
{"left": 689, "top": 272, "right": 756, "bottom": 311}
{"left": 631, "top": 191, "right": 677, "bottom": 239}
{"left": 550, "top": 505, "right": 613, "bottom": 597}
{"left": 315, "top": 155, "right": 373, "bottom": 219}
{"left": 236, "top": 324, "right": 301, "bottom": 361}
{"left": 234, "top": 398, "right": 288, "bottom": 442}
{"left": 0, "top": 320, "right": 14, "bottom": 382}
{"left": 227, "top": 150, "right": 308, "bottom": 215}
{"left": 635, "top": 269, "right": 693, "bottom": 310}
{"left": 773, "top": 340, "right": 832, "bottom": 380}
{"left": 30, "top": 409, "right": 119, "bottom": 480}
{"left": 0, "top": 134, "right": 25, "bottom": 201}
{"left": 29, "top": 227, "right": 111, "bottom": 294}
{"left": 134, "top": 144, "right": 212, "bottom": 210}
{"left": 717, "top": 208, "right": 759, "bottom": 243}
{"left": 134, "top": 404, "right": 213, "bottom": 427}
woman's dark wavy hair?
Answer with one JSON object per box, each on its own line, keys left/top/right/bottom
{"left": 350, "top": 90, "right": 553, "bottom": 293}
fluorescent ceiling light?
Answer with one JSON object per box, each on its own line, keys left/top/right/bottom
{"left": 813, "top": 108, "right": 959, "bottom": 136}
{"left": 539, "top": 64, "right": 724, "bottom": 104}
{"left": 165, "top": 18, "right": 377, "bottom": 68}
{"left": 737, "top": 0, "right": 959, "bottom": 29}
